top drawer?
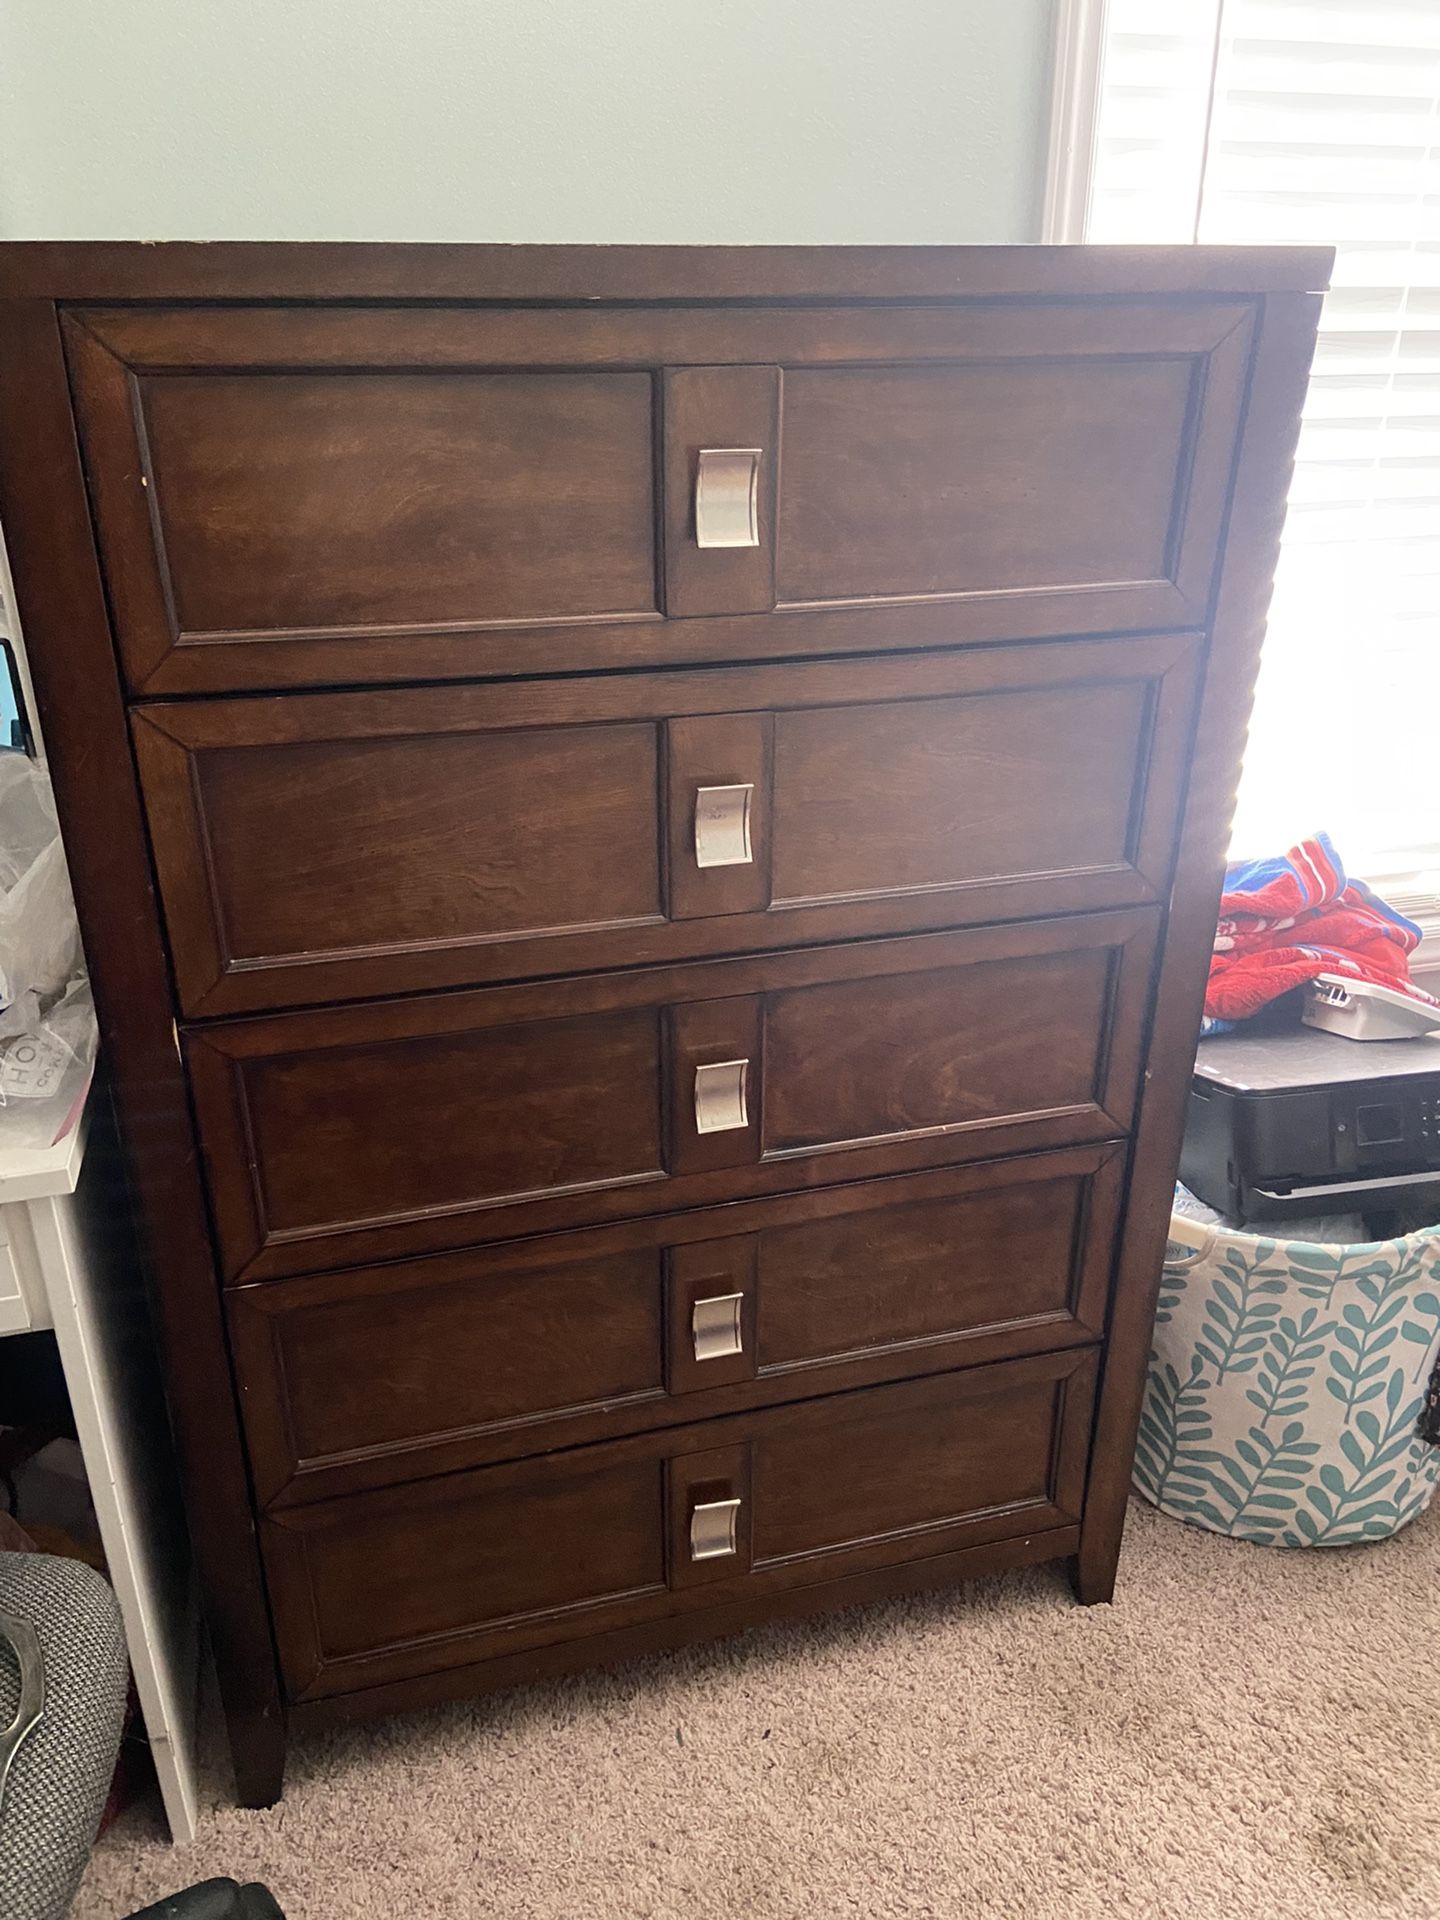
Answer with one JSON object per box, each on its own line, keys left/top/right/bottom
{"left": 64, "top": 300, "right": 1256, "bottom": 695}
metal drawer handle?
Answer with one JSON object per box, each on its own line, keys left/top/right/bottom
{"left": 690, "top": 1495, "right": 742, "bottom": 1562}
{"left": 694, "top": 1059, "right": 749, "bottom": 1135}
{"left": 694, "top": 783, "right": 754, "bottom": 869}
{"left": 695, "top": 448, "right": 762, "bottom": 549}
{"left": 692, "top": 1291, "right": 745, "bottom": 1363}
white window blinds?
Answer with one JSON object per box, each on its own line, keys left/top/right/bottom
{"left": 1088, "top": 0, "right": 1440, "bottom": 903}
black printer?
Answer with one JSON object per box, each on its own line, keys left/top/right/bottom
{"left": 1182, "top": 1026, "right": 1440, "bottom": 1225}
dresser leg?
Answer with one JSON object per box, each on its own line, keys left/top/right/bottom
{"left": 229, "top": 1710, "right": 288, "bottom": 1809}
{"left": 1069, "top": 1537, "right": 1119, "bottom": 1607}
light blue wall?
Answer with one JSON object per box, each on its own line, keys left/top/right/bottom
{"left": 0, "top": 0, "right": 1054, "bottom": 242}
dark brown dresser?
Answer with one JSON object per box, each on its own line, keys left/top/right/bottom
{"left": 0, "top": 244, "right": 1328, "bottom": 1804}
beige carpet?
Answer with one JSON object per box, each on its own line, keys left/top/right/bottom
{"left": 77, "top": 1498, "right": 1439, "bottom": 1919}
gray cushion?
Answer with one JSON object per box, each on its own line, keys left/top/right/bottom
{"left": 0, "top": 1550, "right": 128, "bottom": 1920}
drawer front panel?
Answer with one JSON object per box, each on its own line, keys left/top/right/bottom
{"left": 68, "top": 309, "right": 661, "bottom": 690}
{"left": 286, "top": 1454, "right": 668, "bottom": 1672}
{"left": 753, "top": 1155, "right": 1115, "bottom": 1370}
{"left": 135, "top": 637, "right": 1197, "bottom": 1015}
{"left": 68, "top": 301, "right": 1251, "bottom": 693}
{"left": 137, "top": 372, "right": 657, "bottom": 636}
{"left": 190, "top": 911, "right": 1157, "bottom": 1281}
{"left": 229, "top": 1145, "right": 1124, "bottom": 1503}
{"left": 751, "top": 1365, "right": 1060, "bottom": 1565}
{"left": 763, "top": 944, "right": 1113, "bottom": 1153}
{"left": 775, "top": 359, "right": 1193, "bottom": 606}
{"left": 236, "top": 1009, "right": 665, "bottom": 1243}
{"left": 769, "top": 676, "right": 1165, "bottom": 904}
{"left": 263, "top": 1350, "right": 1098, "bottom": 1701}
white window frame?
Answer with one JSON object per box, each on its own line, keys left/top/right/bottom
{"left": 1041, "top": 0, "right": 1109, "bottom": 244}
{"left": 1042, "top": 0, "right": 1440, "bottom": 984}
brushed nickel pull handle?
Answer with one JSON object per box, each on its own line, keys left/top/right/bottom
{"left": 695, "top": 448, "right": 762, "bottom": 549}
{"left": 694, "top": 783, "right": 754, "bottom": 869}
{"left": 691, "top": 1291, "right": 745, "bottom": 1363}
{"left": 690, "top": 1495, "right": 742, "bottom": 1562}
{"left": 693, "top": 1059, "right": 749, "bottom": 1135}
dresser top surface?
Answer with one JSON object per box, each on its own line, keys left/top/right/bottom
{"left": 0, "top": 241, "right": 1334, "bottom": 305}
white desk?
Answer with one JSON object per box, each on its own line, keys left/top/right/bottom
{"left": 0, "top": 1101, "right": 201, "bottom": 1841}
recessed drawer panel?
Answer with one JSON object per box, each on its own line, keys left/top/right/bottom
{"left": 189, "top": 911, "right": 1157, "bottom": 1282}
{"left": 262, "top": 1349, "right": 1098, "bottom": 1702}
{"left": 227, "top": 1008, "right": 665, "bottom": 1255}
{"left": 136, "top": 637, "right": 1196, "bottom": 1016}
{"left": 67, "top": 305, "right": 661, "bottom": 692}
{"left": 229, "top": 1145, "right": 1124, "bottom": 1504}
{"left": 769, "top": 674, "right": 1172, "bottom": 906}
{"left": 67, "top": 300, "right": 1251, "bottom": 694}
{"left": 134, "top": 372, "right": 656, "bottom": 636}
{"left": 775, "top": 361, "right": 1194, "bottom": 605}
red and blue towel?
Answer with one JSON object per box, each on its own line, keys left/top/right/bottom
{"left": 1204, "top": 832, "right": 1438, "bottom": 1035}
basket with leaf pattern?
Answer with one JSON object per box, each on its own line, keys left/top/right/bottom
{"left": 1134, "top": 1207, "right": 1440, "bottom": 1545}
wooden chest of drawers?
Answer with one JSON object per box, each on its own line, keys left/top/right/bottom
{"left": 0, "top": 242, "right": 1328, "bottom": 1804}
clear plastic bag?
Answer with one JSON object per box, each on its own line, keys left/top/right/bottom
{"left": 0, "top": 755, "right": 80, "bottom": 1008}
{"left": 0, "top": 755, "right": 95, "bottom": 1148}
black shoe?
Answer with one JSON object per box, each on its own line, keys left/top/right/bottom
{"left": 125, "top": 1878, "right": 285, "bottom": 1920}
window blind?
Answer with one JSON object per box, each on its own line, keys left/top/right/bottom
{"left": 1088, "top": 0, "right": 1440, "bottom": 944}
